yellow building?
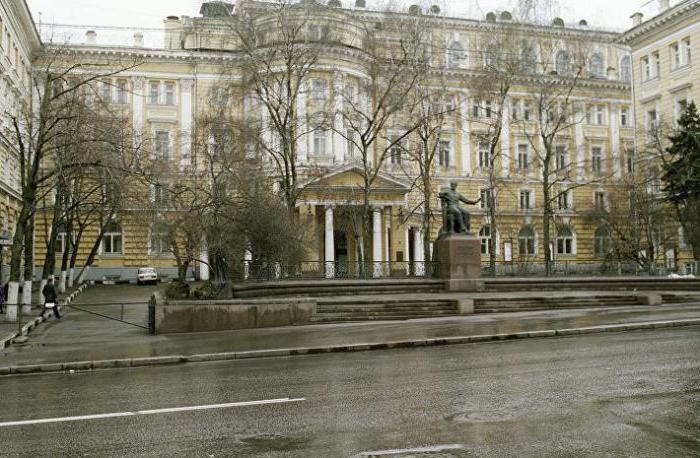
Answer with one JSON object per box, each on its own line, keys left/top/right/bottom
{"left": 31, "top": 0, "right": 642, "bottom": 280}
{"left": 0, "top": 0, "right": 41, "bottom": 282}
{"left": 619, "top": 0, "right": 699, "bottom": 274}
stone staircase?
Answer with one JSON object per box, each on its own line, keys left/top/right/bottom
{"left": 473, "top": 295, "right": 644, "bottom": 313}
{"left": 485, "top": 277, "right": 700, "bottom": 292}
{"left": 311, "top": 297, "right": 458, "bottom": 323}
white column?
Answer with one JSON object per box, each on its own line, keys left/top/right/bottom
{"left": 575, "top": 122, "right": 586, "bottom": 181}
{"left": 384, "top": 209, "right": 391, "bottom": 265}
{"left": 296, "top": 83, "right": 308, "bottom": 164}
{"left": 243, "top": 249, "right": 252, "bottom": 280}
{"left": 500, "top": 98, "right": 511, "bottom": 177}
{"left": 372, "top": 207, "right": 383, "bottom": 277}
{"left": 180, "top": 79, "right": 194, "bottom": 168}
{"left": 132, "top": 77, "right": 145, "bottom": 149}
{"left": 460, "top": 92, "right": 471, "bottom": 175}
{"left": 405, "top": 227, "right": 411, "bottom": 275}
{"left": 6, "top": 282, "right": 19, "bottom": 322}
{"left": 324, "top": 207, "right": 335, "bottom": 278}
{"left": 200, "top": 238, "right": 210, "bottom": 282}
{"left": 413, "top": 228, "right": 425, "bottom": 276}
{"left": 610, "top": 104, "right": 621, "bottom": 178}
{"left": 333, "top": 73, "right": 345, "bottom": 164}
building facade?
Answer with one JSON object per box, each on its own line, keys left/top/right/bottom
{"left": 620, "top": 0, "right": 699, "bottom": 274}
{"left": 0, "top": 0, "right": 41, "bottom": 282}
{"left": 31, "top": 0, "right": 642, "bottom": 280}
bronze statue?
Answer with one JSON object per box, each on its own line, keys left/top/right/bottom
{"left": 438, "top": 181, "right": 480, "bottom": 237}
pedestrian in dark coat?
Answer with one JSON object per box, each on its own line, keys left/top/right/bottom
{"left": 41, "top": 278, "right": 60, "bottom": 319}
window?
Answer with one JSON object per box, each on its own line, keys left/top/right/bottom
{"left": 117, "top": 80, "right": 128, "bottom": 104}
{"left": 671, "top": 42, "right": 681, "bottom": 70}
{"left": 439, "top": 140, "right": 451, "bottom": 168}
{"left": 102, "top": 222, "right": 123, "bottom": 255}
{"left": 346, "top": 129, "right": 357, "bottom": 158}
{"left": 683, "top": 38, "right": 691, "bottom": 66}
{"left": 557, "top": 190, "right": 570, "bottom": 210}
{"left": 594, "top": 191, "right": 607, "bottom": 210}
{"left": 646, "top": 109, "right": 658, "bottom": 133}
{"left": 591, "top": 147, "right": 603, "bottom": 174}
{"left": 596, "top": 105, "right": 605, "bottom": 125}
{"left": 484, "top": 45, "right": 498, "bottom": 69}
{"left": 480, "top": 189, "right": 491, "bottom": 209}
{"left": 54, "top": 225, "right": 68, "bottom": 254}
{"left": 556, "top": 226, "right": 574, "bottom": 255}
{"left": 149, "top": 82, "right": 160, "bottom": 104}
{"left": 165, "top": 83, "right": 176, "bottom": 105}
{"left": 447, "top": 41, "right": 465, "bottom": 68}
{"left": 472, "top": 100, "right": 492, "bottom": 118}
{"left": 555, "top": 50, "right": 571, "bottom": 75}
{"left": 517, "top": 144, "right": 529, "bottom": 172}
{"left": 389, "top": 137, "right": 406, "bottom": 165}
{"left": 308, "top": 25, "right": 329, "bottom": 41}
{"left": 313, "top": 128, "right": 328, "bottom": 156}
{"left": 675, "top": 98, "right": 689, "bottom": 124}
{"left": 522, "top": 101, "right": 532, "bottom": 121}
{"left": 479, "top": 226, "right": 492, "bottom": 255}
{"left": 519, "top": 190, "right": 532, "bottom": 210}
{"left": 556, "top": 145, "right": 568, "bottom": 173}
{"left": 651, "top": 52, "right": 660, "bottom": 78}
{"left": 589, "top": 53, "right": 604, "bottom": 77}
{"left": 627, "top": 153, "right": 635, "bottom": 174}
{"left": 641, "top": 56, "right": 650, "bottom": 81}
{"left": 312, "top": 79, "right": 327, "bottom": 101}
{"left": 154, "top": 131, "right": 170, "bottom": 160}
{"left": 149, "top": 224, "right": 171, "bottom": 256}
{"left": 511, "top": 99, "right": 520, "bottom": 120}
{"left": 518, "top": 226, "right": 536, "bottom": 256}
{"left": 594, "top": 227, "right": 611, "bottom": 256}
{"left": 620, "top": 55, "right": 632, "bottom": 83}
{"left": 101, "top": 81, "right": 112, "bottom": 103}
{"left": 478, "top": 140, "right": 490, "bottom": 169}
{"left": 521, "top": 42, "right": 537, "bottom": 73}
{"left": 620, "top": 107, "right": 629, "bottom": 127}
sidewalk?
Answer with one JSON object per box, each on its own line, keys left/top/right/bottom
{"left": 2, "top": 288, "right": 700, "bottom": 372}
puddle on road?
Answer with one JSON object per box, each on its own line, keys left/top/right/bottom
{"left": 238, "top": 434, "right": 309, "bottom": 451}
{"left": 445, "top": 410, "right": 515, "bottom": 423}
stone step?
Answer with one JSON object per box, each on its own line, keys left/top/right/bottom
{"left": 311, "top": 312, "right": 459, "bottom": 323}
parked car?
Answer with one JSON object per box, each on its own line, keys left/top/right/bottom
{"left": 136, "top": 267, "right": 158, "bottom": 285}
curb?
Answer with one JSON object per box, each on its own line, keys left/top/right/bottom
{"left": 1, "top": 317, "right": 699, "bottom": 376}
{"left": 0, "top": 284, "right": 90, "bottom": 350}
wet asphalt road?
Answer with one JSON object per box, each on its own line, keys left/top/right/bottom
{"left": 0, "top": 326, "right": 698, "bottom": 457}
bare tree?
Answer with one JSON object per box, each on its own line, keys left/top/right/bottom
{"left": 4, "top": 45, "right": 139, "bottom": 316}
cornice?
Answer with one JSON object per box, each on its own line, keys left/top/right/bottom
{"left": 618, "top": 0, "right": 700, "bottom": 45}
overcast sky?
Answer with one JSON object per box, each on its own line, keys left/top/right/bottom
{"left": 26, "top": 0, "right": 669, "bottom": 46}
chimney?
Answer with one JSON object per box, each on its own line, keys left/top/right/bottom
{"left": 631, "top": 12, "right": 644, "bottom": 27}
{"left": 134, "top": 32, "right": 144, "bottom": 48}
{"left": 85, "top": 30, "right": 97, "bottom": 45}
{"left": 659, "top": 0, "right": 670, "bottom": 11}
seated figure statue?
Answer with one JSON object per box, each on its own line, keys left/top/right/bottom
{"left": 438, "top": 181, "right": 481, "bottom": 237}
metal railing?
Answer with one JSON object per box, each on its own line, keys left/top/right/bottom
{"left": 479, "top": 259, "right": 699, "bottom": 277}
{"left": 241, "top": 261, "right": 440, "bottom": 282}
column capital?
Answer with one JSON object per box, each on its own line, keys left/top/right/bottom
{"left": 132, "top": 76, "right": 145, "bottom": 91}
{"left": 181, "top": 78, "right": 195, "bottom": 91}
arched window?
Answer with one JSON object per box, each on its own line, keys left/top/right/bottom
{"left": 479, "top": 226, "right": 491, "bottom": 255}
{"left": 620, "top": 55, "right": 632, "bottom": 83}
{"left": 447, "top": 41, "right": 465, "bottom": 68}
{"left": 518, "top": 225, "right": 536, "bottom": 256}
{"left": 594, "top": 227, "right": 611, "bottom": 257}
{"left": 521, "top": 42, "right": 537, "bottom": 73}
{"left": 556, "top": 226, "right": 575, "bottom": 255}
{"left": 589, "top": 53, "right": 604, "bottom": 78}
{"left": 555, "top": 50, "right": 571, "bottom": 75}
{"left": 102, "top": 222, "right": 123, "bottom": 255}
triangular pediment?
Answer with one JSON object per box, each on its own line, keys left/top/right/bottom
{"left": 302, "top": 165, "right": 410, "bottom": 193}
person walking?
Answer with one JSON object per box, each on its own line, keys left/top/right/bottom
{"left": 41, "top": 277, "right": 60, "bottom": 319}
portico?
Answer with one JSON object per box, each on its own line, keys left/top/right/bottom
{"left": 299, "top": 166, "right": 424, "bottom": 278}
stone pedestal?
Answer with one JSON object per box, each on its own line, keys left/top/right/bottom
{"left": 434, "top": 234, "right": 484, "bottom": 292}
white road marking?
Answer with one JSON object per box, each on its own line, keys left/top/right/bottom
{"left": 0, "top": 398, "right": 306, "bottom": 427}
{"left": 358, "top": 444, "right": 465, "bottom": 456}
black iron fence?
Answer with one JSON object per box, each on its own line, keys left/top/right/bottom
{"left": 480, "top": 259, "right": 699, "bottom": 277}
{"left": 241, "top": 261, "right": 440, "bottom": 282}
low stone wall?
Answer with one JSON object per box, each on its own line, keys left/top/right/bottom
{"left": 150, "top": 293, "right": 316, "bottom": 334}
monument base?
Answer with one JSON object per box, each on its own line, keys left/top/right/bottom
{"left": 434, "top": 234, "right": 482, "bottom": 292}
